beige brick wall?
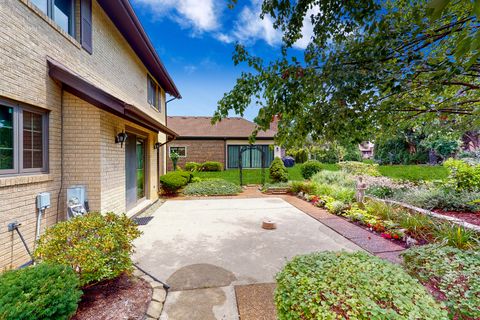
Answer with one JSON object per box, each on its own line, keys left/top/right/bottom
{"left": 0, "top": 0, "right": 168, "bottom": 270}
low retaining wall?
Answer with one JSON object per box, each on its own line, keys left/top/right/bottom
{"left": 367, "top": 196, "right": 480, "bottom": 233}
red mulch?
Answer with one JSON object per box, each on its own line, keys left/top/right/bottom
{"left": 72, "top": 274, "right": 152, "bottom": 320}
{"left": 433, "top": 210, "right": 480, "bottom": 226}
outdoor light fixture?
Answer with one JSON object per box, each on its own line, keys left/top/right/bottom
{"left": 115, "top": 131, "right": 128, "bottom": 148}
{"left": 153, "top": 142, "right": 162, "bottom": 150}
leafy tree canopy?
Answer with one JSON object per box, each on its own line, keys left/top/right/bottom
{"left": 215, "top": 0, "right": 480, "bottom": 148}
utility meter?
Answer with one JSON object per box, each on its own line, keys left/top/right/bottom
{"left": 36, "top": 192, "right": 51, "bottom": 210}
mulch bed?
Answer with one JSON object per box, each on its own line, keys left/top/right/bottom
{"left": 433, "top": 209, "right": 480, "bottom": 226}
{"left": 72, "top": 274, "right": 152, "bottom": 320}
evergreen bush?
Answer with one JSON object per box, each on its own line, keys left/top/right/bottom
{"left": 269, "top": 157, "right": 288, "bottom": 182}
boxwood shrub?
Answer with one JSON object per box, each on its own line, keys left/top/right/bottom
{"left": 275, "top": 251, "right": 447, "bottom": 320}
{"left": 402, "top": 244, "right": 480, "bottom": 319}
{"left": 300, "top": 160, "right": 323, "bottom": 179}
{"left": 185, "top": 162, "right": 201, "bottom": 172}
{"left": 34, "top": 212, "right": 141, "bottom": 286}
{"left": 269, "top": 157, "right": 288, "bottom": 183}
{"left": 160, "top": 171, "right": 189, "bottom": 193}
{"left": 0, "top": 263, "right": 81, "bottom": 320}
{"left": 201, "top": 161, "right": 223, "bottom": 172}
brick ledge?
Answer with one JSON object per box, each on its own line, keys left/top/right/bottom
{"left": 0, "top": 174, "right": 54, "bottom": 187}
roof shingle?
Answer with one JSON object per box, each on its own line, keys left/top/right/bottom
{"left": 167, "top": 116, "right": 277, "bottom": 138}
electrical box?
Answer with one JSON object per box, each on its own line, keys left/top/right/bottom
{"left": 67, "top": 186, "right": 87, "bottom": 206}
{"left": 36, "top": 192, "right": 51, "bottom": 210}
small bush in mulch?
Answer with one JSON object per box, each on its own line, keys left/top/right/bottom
{"left": 402, "top": 245, "right": 480, "bottom": 320}
{"left": 183, "top": 178, "right": 241, "bottom": 196}
{"left": 34, "top": 212, "right": 141, "bottom": 286}
{"left": 72, "top": 274, "right": 152, "bottom": 320}
{"left": 0, "top": 263, "right": 81, "bottom": 320}
{"left": 275, "top": 251, "right": 447, "bottom": 320}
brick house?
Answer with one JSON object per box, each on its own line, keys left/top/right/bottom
{"left": 166, "top": 116, "right": 282, "bottom": 171}
{"left": 0, "top": 0, "right": 180, "bottom": 269}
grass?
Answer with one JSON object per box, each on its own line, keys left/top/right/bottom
{"left": 377, "top": 165, "right": 448, "bottom": 181}
{"left": 192, "top": 163, "right": 448, "bottom": 184}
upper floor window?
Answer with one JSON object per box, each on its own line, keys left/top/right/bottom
{"left": 31, "top": 0, "right": 76, "bottom": 37}
{"left": 0, "top": 100, "right": 48, "bottom": 175}
{"left": 147, "top": 75, "right": 162, "bottom": 112}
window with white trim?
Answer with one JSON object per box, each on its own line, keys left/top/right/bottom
{"left": 147, "top": 75, "right": 162, "bottom": 112}
{"left": 0, "top": 100, "right": 49, "bottom": 175}
{"left": 169, "top": 146, "right": 186, "bottom": 157}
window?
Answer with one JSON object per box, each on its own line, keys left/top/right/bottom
{"left": 169, "top": 146, "right": 186, "bottom": 158}
{"left": 227, "top": 145, "right": 274, "bottom": 169}
{"left": 147, "top": 75, "right": 162, "bottom": 112}
{"left": 31, "top": 0, "right": 76, "bottom": 37}
{"left": 0, "top": 100, "right": 48, "bottom": 175}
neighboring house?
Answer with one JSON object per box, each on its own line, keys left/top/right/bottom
{"left": 166, "top": 116, "right": 281, "bottom": 171}
{"left": 0, "top": 0, "right": 180, "bottom": 269}
{"left": 359, "top": 142, "right": 375, "bottom": 159}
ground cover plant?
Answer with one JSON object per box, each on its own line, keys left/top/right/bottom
{"left": 275, "top": 251, "right": 447, "bottom": 320}
{"left": 35, "top": 212, "right": 141, "bottom": 286}
{"left": 402, "top": 245, "right": 480, "bottom": 320}
{"left": 183, "top": 178, "right": 242, "bottom": 196}
{"left": 0, "top": 263, "right": 81, "bottom": 320}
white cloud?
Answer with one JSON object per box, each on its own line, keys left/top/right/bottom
{"left": 134, "top": 0, "right": 221, "bottom": 33}
{"left": 217, "top": 1, "right": 318, "bottom": 49}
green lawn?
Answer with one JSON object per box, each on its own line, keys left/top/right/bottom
{"left": 377, "top": 165, "right": 448, "bottom": 181}
{"left": 193, "top": 163, "right": 448, "bottom": 185}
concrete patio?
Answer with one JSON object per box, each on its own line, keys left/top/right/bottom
{"left": 133, "top": 197, "right": 363, "bottom": 320}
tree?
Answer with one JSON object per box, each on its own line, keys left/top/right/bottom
{"left": 215, "top": 0, "right": 480, "bottom": 147}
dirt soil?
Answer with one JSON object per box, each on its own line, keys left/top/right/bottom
{"left": 72, "top": 274, "right": 152, "bottom": 320}
{"left": 433, "top": 210, "right": 480, "bottom": 226}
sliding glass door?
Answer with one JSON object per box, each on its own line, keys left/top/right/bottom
{"left": 227, "top": 145, "right": 274, "bottom": 169}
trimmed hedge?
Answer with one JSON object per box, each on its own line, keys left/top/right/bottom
{"left": 275, "top": 251, "right": 447, "bottom": 320}
{"left": 160, "top": 171, "right": 189, "bottom": 193}
{"left": 300, "top": 160, "right": 323, "bottom": 179}
{"left": 0, "top": 263, "right": 81, "bottom": 320}
{"left": 185, "top": 162, "right": 201, "bottom": 172}
{"left": 34, "top": 212, "right": 141, "bottom": 286}
{"left": 201, "top": 161, "right": 223, "bottom": 172}
{"left": 269, "top": 157, "right": 288, "bottom": 183}
{"left": 402, "top": 245, "right": 480, "bottom": 320}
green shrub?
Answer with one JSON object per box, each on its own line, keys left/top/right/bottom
{"left": 287, "top": 149, "right": 308, "bottom": 163}
{"left": 366, "top": 185, "right": 395, "bottom": 198}
{"left": 289, "top": 181, "right": 317, "bottom": 194}
{"left": 393, "top": 187, "right": 480, "bottom": 212}
{"left": 275, "top": 251, "right": 447, "bottom": 320}
{"left": 201, "top": 161, "right": 223, "bottom": 172}
{"left": 185, "top": 162, "right": 201, "bottom": 172}
{"left": 402, "top": 245, "right": 480, "bottom": 319}
{"left": 183, "top": 179, "right": 241, "bottom": 196}
{"left": 444, "top": 158, "right": 480, "bottom": 192}
{"left": 0, "top": 263, "right": 81, "bottom": 320}
{"left": 178, "top": 171, "right": 193, "bottom": 183}
{"left": 300, "top": 160, "right": 323, "bottom": 179}
{"left": 269, "top": 157, "right": 288, "bottom": 183}
{"left": 191, "top": 176, "right": 202, "bottom": 183}
{"left": 34, "top": 212, "right": 141, "bottom": 286}
{"left": 325, "top": 199, "right": 348, "bottom": 214}
{"left": 311, "top": 170, "right": 355, "bottom": 187}
{"left": 160, "top": 172, "right": 189, "bottom": 193}
{"left": 339, "top": 161, "right": 381, "bottom": 176}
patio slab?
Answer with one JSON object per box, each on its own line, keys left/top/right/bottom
{"left": 134, "top": 197, "right": 364, "bottom": 319}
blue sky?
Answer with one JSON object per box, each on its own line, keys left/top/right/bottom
{"left": 130, "top": 0, "right": 314, "bottom": 120}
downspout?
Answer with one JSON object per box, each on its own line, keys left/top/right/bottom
{"left": 56, "top": 88, "right": 65, "bottom": 223}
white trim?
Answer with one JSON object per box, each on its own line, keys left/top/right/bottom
{"left": 169, "top": 146, "right": 187, "bottom": 158}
